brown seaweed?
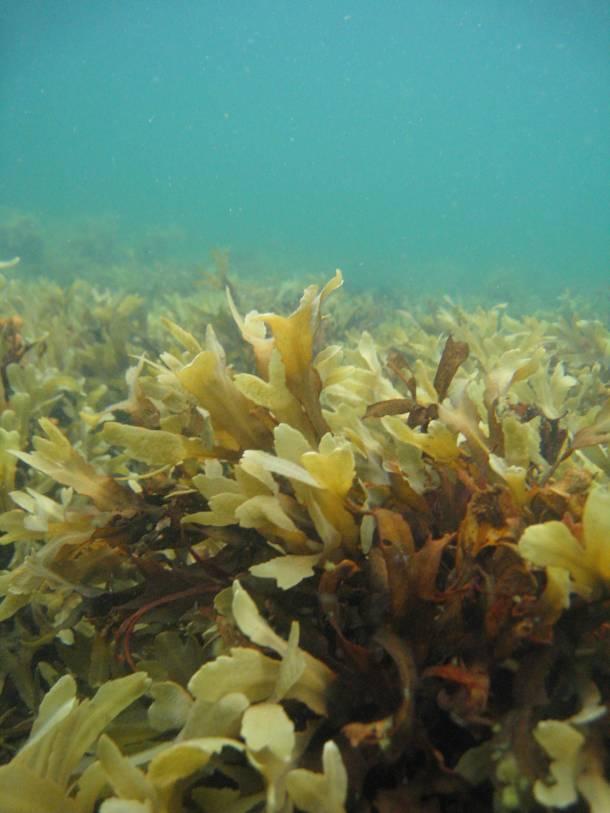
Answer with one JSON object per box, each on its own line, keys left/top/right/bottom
{"left": 0, "top": 270, "right": 608, "bottom": 812}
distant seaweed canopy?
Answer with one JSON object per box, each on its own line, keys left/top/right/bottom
{"left": 0, "top": 257, "right": 20, "bottom": 271}
{"left": 0, "top": 269, "right": 608, "bottom": 812}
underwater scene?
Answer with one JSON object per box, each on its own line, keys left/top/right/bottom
{"left": 0, "top": 2, "right": 609, "bottom": 812}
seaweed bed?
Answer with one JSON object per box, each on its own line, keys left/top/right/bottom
{"left": 0, "top": 254, "right": 609, "bottom": 813}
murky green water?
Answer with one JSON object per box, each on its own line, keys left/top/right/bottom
{"left": 1, "top": 1, "right": 608, "bottom": 300}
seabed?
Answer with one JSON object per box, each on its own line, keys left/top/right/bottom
{"left": 0, "top": 223, "right": 609, "bottom": 812}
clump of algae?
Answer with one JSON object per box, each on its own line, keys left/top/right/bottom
{"left": 0, "top": 265, "right": 608, "bottom": 813}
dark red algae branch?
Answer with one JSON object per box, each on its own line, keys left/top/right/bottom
{"left": 115, "top": 584, "right": 218, "bottom": 671}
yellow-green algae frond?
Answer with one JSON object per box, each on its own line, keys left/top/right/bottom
{"left": 0, "top": 268, "right": 609, "bottom": 812}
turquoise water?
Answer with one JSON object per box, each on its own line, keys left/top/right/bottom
{"left": 1, "top": 0, "right": 608, "bottom": 298}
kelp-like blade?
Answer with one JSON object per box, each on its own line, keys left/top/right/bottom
{"left": 255, "top": 270, "right": 343, "bottom": 441}
{"left": 14, "top": 418, "right": 135, "bottom": 511}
